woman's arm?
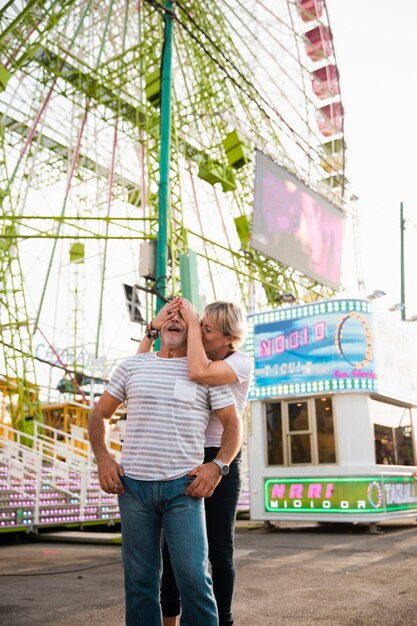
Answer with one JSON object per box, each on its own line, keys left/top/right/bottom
{"left": 136, "top": 334, "right": 154, "bottom": 354}
{"left": 180, "top": 300, "right": 238, "bottom": 386}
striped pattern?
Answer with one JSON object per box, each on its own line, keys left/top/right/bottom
{"left": 105, "top": 353, "right": 234, "bottom": 480}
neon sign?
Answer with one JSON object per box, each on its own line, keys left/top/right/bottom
{"left": 246, "top": 299, "right": 377, "bottom": 399}
{"left": 334, "top": 310, "right": 373, "bottom": 368}
{"left": 264, "top": 476, "right": 417, "bottom": 514}
{"left": 260, "top": 321, "right": 326, "bottom": 358}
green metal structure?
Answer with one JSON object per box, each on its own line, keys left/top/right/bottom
{"left": 0, "top": 0, "right": 347, "bottom": 427}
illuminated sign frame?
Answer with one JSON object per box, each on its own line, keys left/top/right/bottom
{"left": 264, "top": 476, "right": 417, "bottom": 514}
{"left": 246, "top": 299, "right": 377, "bottom": 400}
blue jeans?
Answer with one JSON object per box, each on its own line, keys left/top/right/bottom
{"left": 118, "top": 474, "right": 218, "bottom": 626}
{"left": 161, "top": 449, "right": 242, "bottom": 626}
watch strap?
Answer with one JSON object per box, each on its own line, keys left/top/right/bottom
{"left": 211, "top": 458, "right": 229, "bottom": 476}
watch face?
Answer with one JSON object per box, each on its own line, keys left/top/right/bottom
{"left": 212, "top": 459, "right": 229, "bottom": 476}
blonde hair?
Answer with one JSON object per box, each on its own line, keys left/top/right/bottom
{"left": 203, "top": 301, "right": 246, "bottom": 349}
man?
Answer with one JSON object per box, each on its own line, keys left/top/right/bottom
{"left": 88, "top": 310, "right": 242, "bottom": 626}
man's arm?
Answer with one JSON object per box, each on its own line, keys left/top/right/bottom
{"left": 88, "top": 390, "right": 126, "bottom": 494}
{"left": 186, "top": 403, "right": 242, "bottom": 498}
{"left": 211, "top": 403, "right": 242, "bottom": 465}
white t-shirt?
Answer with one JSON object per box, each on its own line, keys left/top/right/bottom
{"left": 105, "top": 353, "right": 234, "bottom": 480}
{"left": 204, "top": 350, "right": 254, "bottom": 447}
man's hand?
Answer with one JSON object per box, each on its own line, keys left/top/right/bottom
{"left": 96, "top": 454, "right": 125, "bottom": 495}
{"left": 186, "top": 462, "right": 221, "bottom": 498}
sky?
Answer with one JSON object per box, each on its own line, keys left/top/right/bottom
{"left": 325, "top": 0, "right": 417, "bottom": 318}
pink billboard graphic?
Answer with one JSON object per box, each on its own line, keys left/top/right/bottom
{"left": 251, "top": 151, "right": 344, "bottom": 289}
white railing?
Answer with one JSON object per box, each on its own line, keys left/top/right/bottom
{"left": 0, "top": 423, "right": 120, "bottom": 531}
{"left": 0, "top": 420, "right": 249, "bottom": 532}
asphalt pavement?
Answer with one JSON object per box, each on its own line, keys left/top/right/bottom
{"left": 1, "top": 520, "right": 417, "bottom": 626}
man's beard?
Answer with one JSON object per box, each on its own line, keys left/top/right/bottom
{"left": 162, "top": 324, "right": 186, "bottom": 349}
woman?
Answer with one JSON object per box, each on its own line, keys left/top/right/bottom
{"left": 137, "top": 298, "right": 253, "bottom": 626}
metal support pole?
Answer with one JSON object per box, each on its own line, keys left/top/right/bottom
{"left": 155, "top": 1, "right": 174, "bottom": 313}
{"left": 400, "top": 201, "right": 406, "bottom": 321}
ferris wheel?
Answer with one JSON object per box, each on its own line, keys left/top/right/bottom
{"left": 0, "top": 0, "right": 346, "bottom": 429}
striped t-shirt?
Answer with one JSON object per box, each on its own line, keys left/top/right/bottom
{"left": 105, "top": 353, "right": 235, "bottom": 481}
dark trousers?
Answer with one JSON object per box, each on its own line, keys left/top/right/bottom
{"left": 161, "top": 447, "right": 242, "bottom": 626}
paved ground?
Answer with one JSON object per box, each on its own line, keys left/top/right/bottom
{"left": 1, "top": 520, "right": 417, "bottom": 625}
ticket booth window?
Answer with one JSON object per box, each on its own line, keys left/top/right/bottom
{"left": 371, "top": 398, "right": 415, "bottom": 466}
{"left": 266, "top": 403, "right": 284, "bottom": 465}
{"left": 396, "top": 425, "right": 415, "bottom": 465}
{"left": 374, "top": 424, "right": 395, "bottom": 465}
{"left": 288, "top": 401, "right": 311, "bottom": 464}
{"left": 265, "top": 396, "right": 336, "bottom": 466}
{"left": 315, "top": 397, "right": 336, "bottom": 463}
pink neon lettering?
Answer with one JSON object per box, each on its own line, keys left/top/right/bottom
{"left": 288, "top": 330, "right": 300, "bottom": 350}
{"left": 314, "top": 321, "right": 326, "bottom": 341}
{"left": 307, "top": 483, "right": 322, "bottom": 499}
{"left": 289, "top": 483, "right": 304, "bottom": 499}
{"left": 274, "top": 335, "right": 285, "bottom": 354}
{"left": 258, "top": 322, "right": 326, "bottom": 358}
{"left": 260, "top": 340, "right": 272, "bottom": 359}
{"left": 325, "top": 483, "right": 334, "bottom": 498}
{"left": 271, "top": 484, "right": 286, "bottom": 499}
{"left": 352, "top": 369, "right": 376, "bottom": 379}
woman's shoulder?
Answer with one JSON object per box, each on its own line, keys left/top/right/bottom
{"left": 226, "top": 350, "right": 253, "bottom": 374}
{"left": 227, "top": 350, "right": 252, "bottom": 363}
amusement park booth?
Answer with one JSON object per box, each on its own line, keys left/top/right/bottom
{"left": 246, "top": 298, "right": 417, "bottom": 525}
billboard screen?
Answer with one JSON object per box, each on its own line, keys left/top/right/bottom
{"left": 246, "top": 299, "right": 377, "bottom": 399}
{"left": 251, "top": 150, "right": 344, "bottom": 289}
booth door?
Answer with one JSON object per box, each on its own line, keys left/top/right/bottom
{"left": 266, "top": 397, "right": 336, "bottom": 466}
{"left": 286, "top": 400, "right": 312, "bottom": 464}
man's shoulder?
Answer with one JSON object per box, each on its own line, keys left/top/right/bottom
{"left": 129, "top": 354, "right": 190, "bottom": 373}
{"left": 118, "top": 353, "right": 156, "bottom": 369}
{"left": 207, "top": 380, "right": 234, "bottom": 397}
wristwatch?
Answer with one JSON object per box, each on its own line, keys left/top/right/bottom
{"left": 211, "top": 458, "right": 230, "bottom": 476}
